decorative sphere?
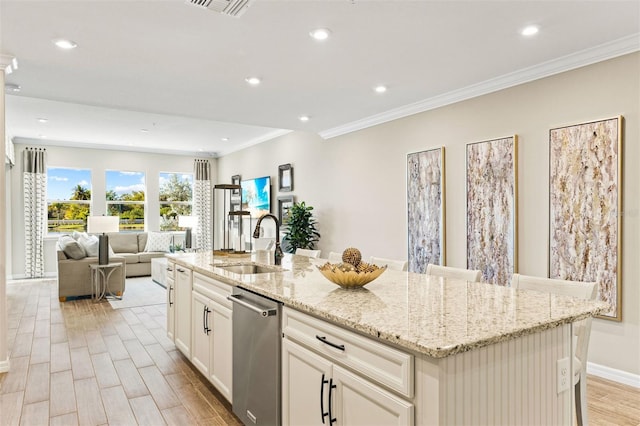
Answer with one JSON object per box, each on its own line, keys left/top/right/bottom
{"left": 342, "top": 247, "right": 362, "bottom": 267}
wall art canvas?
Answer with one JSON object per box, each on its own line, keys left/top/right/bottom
{"left": 466, "top": 136, "right": 517, "bottom": 286}
{"left": 549, "top": 116, "right": 622, "bottom": 321}
{"left": 407, "top": 147, "right": 445, "bottom": 273}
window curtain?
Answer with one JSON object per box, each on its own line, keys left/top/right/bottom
{"left": 23, "top": 148, "right": 47, "bottom": 278}
{"left": 193, "top": 159, "right": 211, "bottom": 250}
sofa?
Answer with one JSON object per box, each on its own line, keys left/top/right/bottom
{"left": 57, "top": 231, "right": 171, "bottom": 301}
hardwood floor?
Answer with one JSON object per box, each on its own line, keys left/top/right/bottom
{"left": 1, "top": 279, "right": 242, "bottom": 425}
{"left": 588, "top": 375, "right": 640, "bottom": 426}
{"left": 1, "top": 278, "right": 639, "bottom": 425}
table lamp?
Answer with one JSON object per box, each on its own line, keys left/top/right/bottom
{"left": 87, "top": 216, "right": 120, "bottom": 265}
{"left": 178, "top": 215, "right": 198, "bottom": 249}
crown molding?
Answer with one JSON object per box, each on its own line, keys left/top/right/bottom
{"left": 319, "top": 33, "right": 640, "bottom": 140}
{"left": 11, "top": 136, "right": 214, "bottom": 158}
{"left": 216, "top": 129, "right": 292, "bottom": 157}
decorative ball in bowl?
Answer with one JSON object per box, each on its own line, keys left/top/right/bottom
{"left": 316, "top": 262, "right": 387, "bottom": 288}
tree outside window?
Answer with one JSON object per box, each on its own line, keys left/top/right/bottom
{"left": 106, "top": 170, "right": 146, "bottom": 231}
{"left": 47, "top": 167, "right": 92, "bottom": 233}
{"left": 159, "top": 172, "right": 193, "bottom": 231}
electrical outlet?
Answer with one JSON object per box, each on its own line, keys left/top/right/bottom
{"left": 557, "top": 357, "right": 570, "bottom": 393}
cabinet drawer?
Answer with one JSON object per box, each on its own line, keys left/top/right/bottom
{"left": 193, "top": 272, "right": 232, "bottom": 308}
{"left": 283, "top": 307, "right": 413, "bottom": 398}
{"left": 166, "top": 261, "right": 176, "bottom": 281}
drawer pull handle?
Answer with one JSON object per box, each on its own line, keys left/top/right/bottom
{"left": 320, "top": 373, "right": 329, "bottom": 424}
{"left": 316, "top": 335, "right": 345, "bottom": 351}
{"left": 177, "top": 268, "right": 186, "bottom": 273}
{"left": 328, "top": 377, "right": 337, "bottom": 424}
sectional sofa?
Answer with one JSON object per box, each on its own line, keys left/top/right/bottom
{"left": 56, "top": 231, "right": 171, "bottom": 301}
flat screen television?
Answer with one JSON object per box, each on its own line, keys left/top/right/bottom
{"left": 241, "top": 176, "right": 271, "bottom": 218}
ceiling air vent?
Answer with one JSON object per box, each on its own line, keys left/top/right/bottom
{"left": 188, "top": 0, "right": 253, "bottom": 17}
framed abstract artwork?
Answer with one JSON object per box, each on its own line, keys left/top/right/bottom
{"left": 407, "top": 147, "right": 445, "bottom": 273}
{"left": 278, "top": 163, "right": 293, "bottom": 192}
{"left": 549, "top": 116, "right": 622, "bottom": 321}
{"left": 466, "top": 136, "right": 518, "bottom": 286}
{"left": 278, "top": 195, "right": 295, "bottom": 225}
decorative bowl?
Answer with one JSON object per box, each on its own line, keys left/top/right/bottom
{"left": 316, "top": 263, "right": 387, "bottom": 288}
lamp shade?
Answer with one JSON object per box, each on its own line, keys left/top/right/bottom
{"left": 178, "top": 215, "right": 198, "bottom": 229}
{"left": 87, "top": 216, "right": 120, "bottom": 234}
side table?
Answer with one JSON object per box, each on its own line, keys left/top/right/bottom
{"left": 90, "top": 262, "right": 124, "bottom": 301}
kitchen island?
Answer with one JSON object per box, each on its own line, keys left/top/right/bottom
{"left": 167, "top": 251, "right": 607, "bottom": 425}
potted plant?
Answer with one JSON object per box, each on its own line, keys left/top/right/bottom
{"left": 282, "top": 201, "right": 320, "bottom": 253}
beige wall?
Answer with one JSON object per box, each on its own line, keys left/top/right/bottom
{"left": 9, "top": 144, "right": 210, "bottom": 277}
{"left": 218, "top": 53, "right": 640, "bottom": 377}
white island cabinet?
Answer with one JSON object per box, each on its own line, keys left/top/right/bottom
{"left": 174, "top": 264, "right": 192, "bottom": 357}
{"left": 166, "top": 259, "right": 175, "bottom": 341}
{"left": 282, "top": 308, "right": 414, "bottom": 426}
{"left": 167, "top": 252, "right": 606, "bottom": 426}
{"left": 191, "top": 272, "right": 233, "bottom": 402}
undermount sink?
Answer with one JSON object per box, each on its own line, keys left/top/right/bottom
{"left": 216, "top": 264, "right": 283, "bottom": 275}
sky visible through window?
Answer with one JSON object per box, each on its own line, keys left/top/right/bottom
{"left": 106, "top": 170, "right": 145, "bottom": 196}
{"left": 47, "top": 168, "right": 91, "bottom": 200}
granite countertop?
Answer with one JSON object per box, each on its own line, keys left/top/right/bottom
{"left": 169, "top": 251, "right": 608, "bottom": 358}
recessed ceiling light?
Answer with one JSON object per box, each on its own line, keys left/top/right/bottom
{"left": 141, "top": 129, "right": 149, "bottom": 133}
{"left": 221, "top": 137, "right": 229, "bottom": 142}
{"left": 53, "top": 38, "right": 78, "bottom": 49}
{"left": 309, "top": 28, "right": 331, "bottom": 41}
{"left": 37, "top": 118, "right": 49, "bottom": 123}
{"left": 245, "top": 77, "right": 261, "bottom": 85}
{"left": 521, "top": 25, "right": 539, "bottom": 36}
{"left": 299, "top": 115, "right": 310, "bottom": 122}
{"left": 4, "top": 83, "right": 21, "bottom": 92}
{"left": 374, "top": 85, "right": 387, "bottom": 93}
{"left": 38, "top": 134, "right": 46, "bottom": 139}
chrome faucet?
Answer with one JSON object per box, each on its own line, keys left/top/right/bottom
{"left": 253, "top": 214, "right": 284, "bottom": 266}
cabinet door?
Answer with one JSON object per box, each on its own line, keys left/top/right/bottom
{"left": 191, "top": 291, "right": 211, "bottom": 377}
{"left": 174, "top": 266, "right": 192, "bottom": 357}
{"left": 210, "top": 301, "right": 233, "bottom": 402}
{"left": 166, "top": 277, "right": 175, "bottom": 341}
{"left": 282, "top": 339, "right": 333, "bottom": 426}
{"left": 332, "top": 365, "right": 413, "bottom": 426}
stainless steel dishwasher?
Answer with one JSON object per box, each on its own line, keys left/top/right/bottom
{"left": 228, "top": 287, "right": 282, "bottom": 425}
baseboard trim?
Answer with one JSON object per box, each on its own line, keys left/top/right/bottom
{"left": 587, "top": 362, "right": 640, "bottom": 388}
{"left": 9, "top": 272, "right": 57, "bottom": 280}
{"left": 0, "top": 357, "right": 9, "bottom": 373}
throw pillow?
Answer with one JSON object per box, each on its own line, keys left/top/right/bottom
{"left": 72, "top": 231, "right": 88, "bottom": 241}
{"left": 58, "top": 235, "right": 86, "bottom": 260}
{"left": 78, "top": 234, "right": 100, "bottom": 257}
{"left": 144, "top": 232, "right": 172, "bottom": 252}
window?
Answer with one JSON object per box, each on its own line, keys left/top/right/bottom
{"left": 47, "top": 167, "right": 92, "bottom": 233}
{"left": 106, "top": 170, "right": 145, "bottom": 231}
{"left": 159, "top": 172, "right": 193, "bottom": 231}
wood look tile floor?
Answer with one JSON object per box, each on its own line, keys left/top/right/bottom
{"left": 2, "top": 279, "right": 639, "bottom": 425}
{"left": 1, "top": 279, "right": 242, "bottom": 426}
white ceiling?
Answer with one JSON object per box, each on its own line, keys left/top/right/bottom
{"left": 2, "top": 0, "right": 639, "bottom": 157}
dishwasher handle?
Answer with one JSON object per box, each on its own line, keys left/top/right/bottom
{"left": 227, "top": 294, "right": 278, "bottom": 317}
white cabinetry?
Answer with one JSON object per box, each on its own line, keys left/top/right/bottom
{"left": 191, "top": 291, "right": 212, "bottom": 376}
{"left": 191, "top": 272, "right": 233, "bottom": 402}
{"left": 282, "top": 308, "right": 414, "bottom": 426}
{"left": 174, "top": 265, "right": 192, "bottom": 357}
{"left": 166, "top": 260, "right": 176, "bottom": 341}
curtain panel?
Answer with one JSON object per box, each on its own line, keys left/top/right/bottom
{"left": 23, "top": 148, "right": 47, "bottom": 278}
{"left": 193, "top": 159, "right": 212, "bottom": 250}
